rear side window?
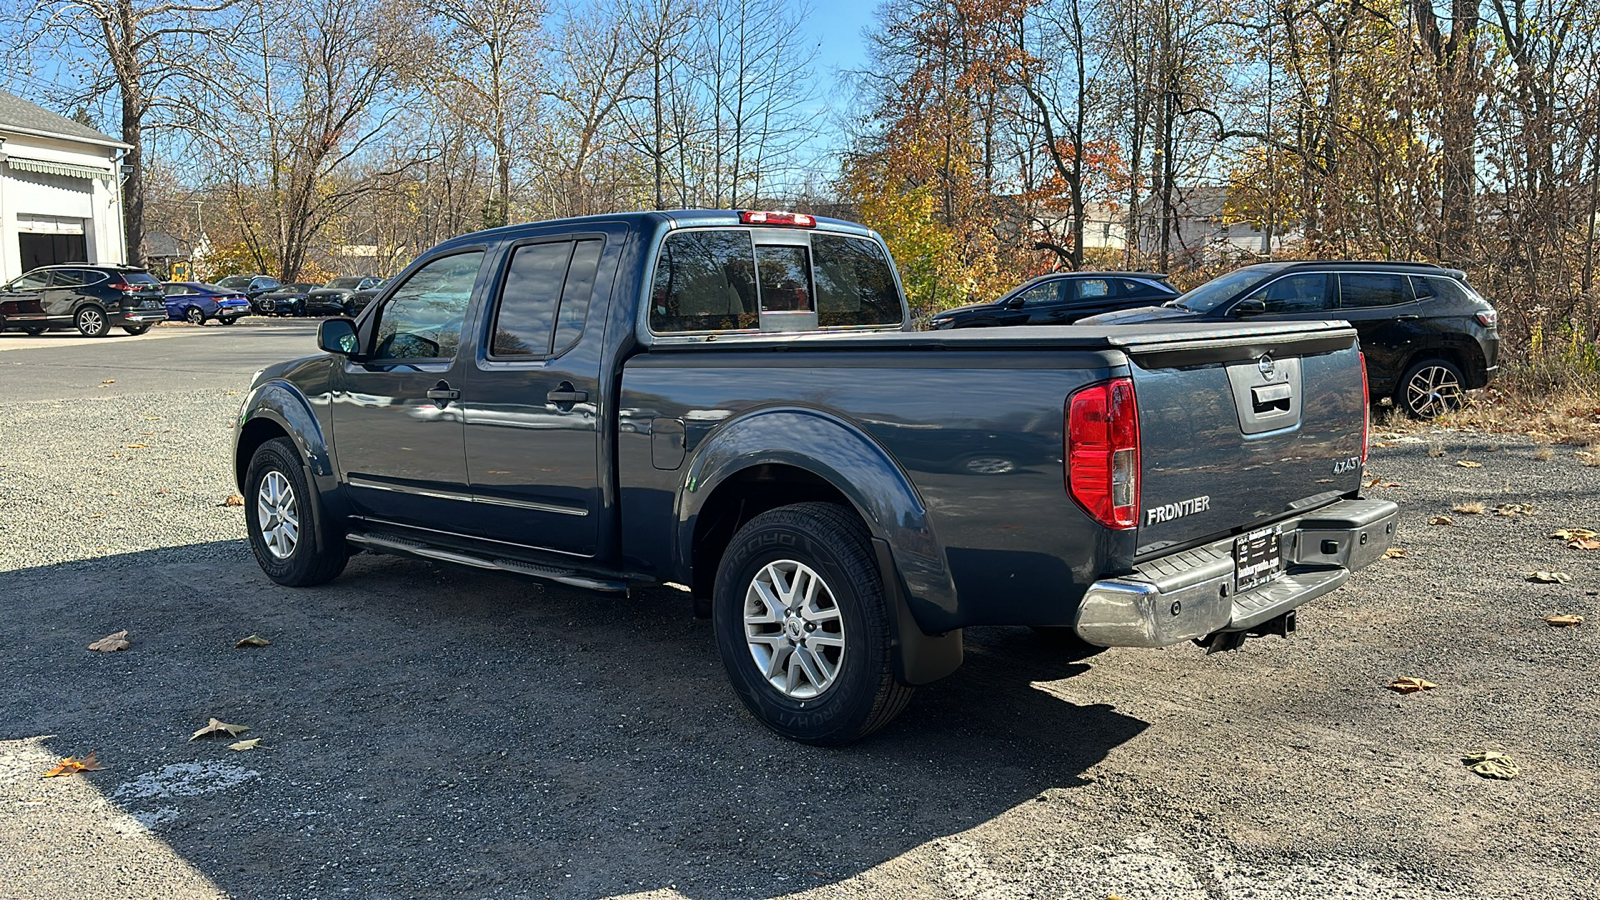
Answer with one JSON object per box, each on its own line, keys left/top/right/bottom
{"left": 650, "top": 231, "right": 757, "bottom": 333}
{"left": 1074, "top": 278, "right": 1111, "bottom": 300}
{"left": 1339, "top": 273, "right": 1412, "bottom": 309}
{"left": 489, "top": 238, "right": 604, "bottom": 357}
{"left": 49, "top": 270, "right": 87, "bottom": 287}
{"left": 808, "top": 234, "right": 901, "bottom": 327}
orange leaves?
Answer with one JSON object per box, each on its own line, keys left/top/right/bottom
{"left": 44, "top": 752, "right": 102, "bottom": 777}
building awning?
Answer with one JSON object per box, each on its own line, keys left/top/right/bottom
{"left": 5, "top": 156, "right": 112, "bottom": 179}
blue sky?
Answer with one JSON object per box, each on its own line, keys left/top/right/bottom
{"left": 801, "top": 0, "right": 876, "bottom": 79}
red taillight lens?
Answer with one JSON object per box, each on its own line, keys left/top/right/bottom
{"left": 739, "top": 210, "right": 816, "bottom": 227}
{"left": 1476, "top": 309, "right": 1497, "bottom": 328}
{"left": 1360, "top": 351, "right": 1370, "bottom": 463}
{"left": 1066, "top": 377, "right": 1140, "bottom": 529}
{"left": 106, "top": 279, "right": 130, "bottom": 291}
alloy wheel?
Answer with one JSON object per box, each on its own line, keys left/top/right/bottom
{"left": 256, "top": 470, "right": 300, "bottom": 560}
{"left": 1404, "top": 365, "right": 1463, "bottom": 419}
{"left": 743, "top": 559, "right": 846, "bottom": 699}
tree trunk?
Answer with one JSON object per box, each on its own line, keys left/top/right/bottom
{"left": 121, "top": 97, "right": 144, "bottom": 266}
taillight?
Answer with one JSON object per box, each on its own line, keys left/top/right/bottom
{"left": 1476, "top": 309, "right": 1497, "bottom": 328}
{"left": 1066, "top": 377, "right": 1140, "bottom": 529}
{"left": 106, "top": 279, "right": 130, "bottom": 292}
{"left": 739, "top": 210, "right": 816, "bottom": 227}
{"left": 1360, "top": 351, "right": 1370, "bottom": 463}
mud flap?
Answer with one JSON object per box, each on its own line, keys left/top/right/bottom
{"left": 872, "top": 537, "right": 963, "bottom": 685}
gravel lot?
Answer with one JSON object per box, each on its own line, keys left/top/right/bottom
{"left": 2, "top": 325, "right": 1598, "bottom": 899}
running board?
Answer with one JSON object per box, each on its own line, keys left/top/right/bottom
{"left": 345, "top": 532, "right": 629, "bottom": 593}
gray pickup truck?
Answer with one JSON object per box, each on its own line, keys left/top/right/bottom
{"left": 233, "top": 210, "right": 1398, "bottom": 744}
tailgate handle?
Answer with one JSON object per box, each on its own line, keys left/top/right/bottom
{"left": 1251, "top": 383, "right": 1293, "bottom": 413}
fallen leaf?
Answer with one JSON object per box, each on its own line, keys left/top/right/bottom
{"left": 1455, "top": 460, "right": 1483, "bottom": 468}
{"left": 1462, "top": 749, "right": 1519, "bottom": 780}
{"left": 190, "top": 718, "right": 250, "bottom": 741}
{"left": 221, "top": 495, "right": 244, "bottom": 507}
{"left": 100, "top": 379, "right": 115, "bottom": 384}
{"left": 228, "top": 739, "right": 264, "bottom": 752}
{"left": 43, "top": 752, "right": 102, "bottom": 777}
{"left": 1494, "top": 503, "right": 1536, "bottom": 517}
{"left": 1549, "top": 528, "right": 1598, "bottom": 541}
{"left": 234, "top": 634, "right": 272, "bottom": 648}
{"left": 1367, "top": 475, "right": 1381, "bottom": 487}
{"left": 1569, "top": 539, "right": 1600, "bottom": 551}
{"left": 1544, "top": 614, "right": 1584, "bottom": 627}
{"left": 224, "top": 391, "right": 241, "bottom": 396}
{"left": 124, "top": 443, "right": 147, "bottom": 449}
{"left": 1453, "top": 502, "right": 1486, "bottom": 515}
{"left": 1389, "top": 676, "right": 1437, "bottom": 694}
{"left": 1429, "top": 516, "right": 1454, "bottom": 526}
{"left": 1527, "top": 571, "right": 1572, "bottom": 584}
{"left": 87, "top": 630, "right": 130, "bottom": 652}
{"left": 1384, "top": 547, "right": 1409, "bottom": 559}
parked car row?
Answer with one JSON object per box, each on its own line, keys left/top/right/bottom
{"left": 930, "top": 261, "right": 1500, "bottom": 419}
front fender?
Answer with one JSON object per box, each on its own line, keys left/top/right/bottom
{"left": 234, "top": 381, "right": 335, "bottom": 492}
{"left": 677, "top": 407, "right": 960, "bottom": 633}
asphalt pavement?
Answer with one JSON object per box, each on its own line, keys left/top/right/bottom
{"left": 1, "top": 322, "right": 1597, "bottom": 899}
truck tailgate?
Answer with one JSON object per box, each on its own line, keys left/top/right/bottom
{"left": 1111, "top": 322, "right": 1367, "bottom": 557}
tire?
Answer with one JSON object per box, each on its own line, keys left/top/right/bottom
{"left": 122, "top": 324, "right": 151, "bottom": 336}
{"left": 1396, "top": 358, "right": 1465, "bottom": 419}
{"left": 24, "top": 326, "right": 47, "bottom": 336}
{"left": 184, "top": 306, "right": 206, "bottom": 325}
{"left": 244, "top": 437, "right": 347, "bottom": 587}
{"left": 75, "top": 306, "right": 110, "bottom": 337}
{"left": 712, "top": 502, "right": 914, "bottom": 745}
{"left": 218, "top": 316, "right": 236, "bottom": 326}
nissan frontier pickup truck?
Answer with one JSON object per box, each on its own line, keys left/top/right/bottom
{"left": 233, "top": 210, "right": 1399, "bottom": 744}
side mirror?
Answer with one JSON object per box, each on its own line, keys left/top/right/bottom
{"left": 318, "top": 318, "right": 360, "bottom": 356}
{"left": 1004, "top": 295, "right": 1025, "bottom": 310}
{"left": 1231, "top": 297, "right": 1267, "bottom": 317}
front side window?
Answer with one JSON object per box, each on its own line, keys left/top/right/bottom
{"left": 650, "top": 230, "right": 757, "bottom": 333}
{"left": 812, "top": 234, "right": 901, "bottom": 327}
{"left": 372, "top": 251, "right": 483, "bottom": 361}
{"left": 1339, "top": 273, "right": 1411, "bottom": 309}
{"left": 9, "top": 272, "right": 50, "bottom": 291}
{"left": 1248, "top": 273, "right": 1331, "bottom": 314}
{"left": 1015, "top": 281, "right": 1062, "bottom": 306}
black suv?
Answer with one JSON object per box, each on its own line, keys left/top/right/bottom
{"left": 217, "top": 274, "right": 284, "bottom": 306}
{"left": 0, "top": 265, "right": 169, "bottom": 337}
{"left": 929, "top": 271, "right": 1177, "bottom": 329}
{"left": 1081, "top": 261, "right": 1499, "bottom": 418}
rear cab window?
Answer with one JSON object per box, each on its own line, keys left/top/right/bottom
{"left": 649, "top": 227, "right": 902, "bottom": 335}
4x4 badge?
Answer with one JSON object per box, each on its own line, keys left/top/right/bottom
{"left": 1257, "top": 353, "right": 1276, "bottom": 379}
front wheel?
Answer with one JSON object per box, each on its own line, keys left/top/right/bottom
{"left": 1397, "top": 358, "right": 1465, "bottom": 419}
{"left": 122, "top": 324, "right": 151, "bottom": 336}
{"left": 184, "top": 306, "right": 206, "bottom": 325}
{"left": 244, "top": 437, "right": 347, "bottom": 586}
{"left": 75, "top": 306, "right": 109, "bottom": 337}
{"left": 713, "top": 502, "right": 913, "bottom": 745}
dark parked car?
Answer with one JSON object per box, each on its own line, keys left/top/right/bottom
{"left": 1081, "top": 261, "right": 1499, "bottom": 418}
{"left": 216, "top": 274, "right": 283, "bottom": 303}
{"left": 254, "top": 282, "right": 322, "bottom": 317}
{"left": 0, "top": 264, "right": 168, "bottom": 336}
{"left": 162, "top": 282, "right": 251, "bottom": 325}
{"left": 344, "top": 276, "right": 391, "bottom": 316}
{"left": 929, "top": 271, "right": 1177, "bottom": 329}
{"left": 305, "top": 276, "right": 382, "bottom": 316}
{"left": 233, "top": 209, "right": 1394, "bottom": 745}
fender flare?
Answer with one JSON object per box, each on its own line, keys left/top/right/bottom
{"left": 234, "top": 381, "right": 335, "bottom": 489}
{"left": 677, "top": 407, "right": 962, "bottom": 641}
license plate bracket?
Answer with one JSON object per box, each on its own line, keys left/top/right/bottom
{"left": 1234, "top": 525, "right": 1283, "bottom": 592}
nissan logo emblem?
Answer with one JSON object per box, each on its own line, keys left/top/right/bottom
{"left": 1257, "top": 354, "right": 1276, "bottom": 379}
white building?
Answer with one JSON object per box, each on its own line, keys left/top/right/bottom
{"left": 0, "top": 90, "right": 129, "bottom": 283}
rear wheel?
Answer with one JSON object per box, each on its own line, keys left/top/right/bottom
{"left": 218, "top": 316, "right": 236, "bottom": 326}
{"left": 713, "top": 502, "right": 913, "bottom": 745}
{"left": 1397, "top": 358, "right": 1465, "bottom": 419}
{"left": 244, "top": 437, "right": 347, "bottom": 586}
{"left": 184, "top": 306, "right": 206, "bottom": 325}
{"left": 75, "top": 306, "right": 109, "bottom": 337}
{"left": 122, "top": 324, "right": 151, "bottom": 336}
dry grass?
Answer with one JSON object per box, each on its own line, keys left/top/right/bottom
{"left": 1535, "top": 446, "right": 1555, "bottom": 461}
{"left": 1437, "top": 362, "right": 1600, "bottom": 446}
{"left": 1452, "top": 501, "right": 1488, "bottom": 515}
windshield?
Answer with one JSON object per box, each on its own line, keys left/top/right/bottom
{"left": 1175, "top": 267, "right": 1281, "bottom": 313}
{"left": 217, "top": 276, "right": 250, "bottom": 289}
{"left": 326, "top": 277, "right": 364, "bottom": 289}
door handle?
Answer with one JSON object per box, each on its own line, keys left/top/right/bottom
{"left": 426, "top": 381, "right": 460, "bottom": 408}
{"left": 547, "top": 383, "right": 588, "bottom": 405}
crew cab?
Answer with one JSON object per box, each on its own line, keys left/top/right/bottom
{"left": 233, "top": 210, "right": 1399, "bottom": 745}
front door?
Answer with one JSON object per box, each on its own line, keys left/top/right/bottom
{"left": 331, "top": 249, "right": 486, "bottom": 529}
{"left": 461, "top": 234, "right": 613, "bottom": 557}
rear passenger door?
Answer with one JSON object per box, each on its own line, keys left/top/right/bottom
{"left": 1336, "top": 272, "right": 1419, "bottom": 392}
{"left": 460, "top": 231, "right": 617, "bottom": 556}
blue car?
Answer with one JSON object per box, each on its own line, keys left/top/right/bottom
{"left": 161, "top": 282, "right": 252, "bottom": 325}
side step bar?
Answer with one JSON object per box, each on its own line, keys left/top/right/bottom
{"left": 345, "top": 532, "right": 630, "bottom": 593}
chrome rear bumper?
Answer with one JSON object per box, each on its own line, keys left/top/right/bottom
{"left": 1074, "top": 498, "right": 1399, "bottom": 648}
